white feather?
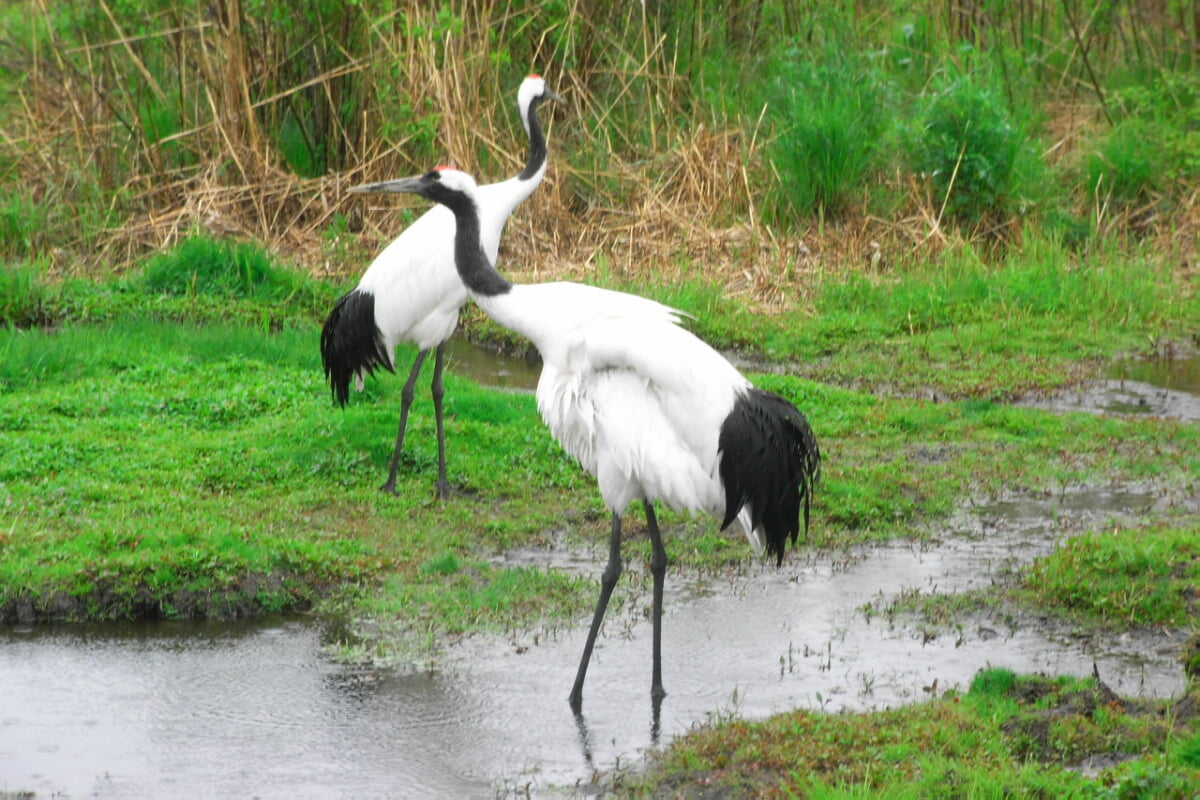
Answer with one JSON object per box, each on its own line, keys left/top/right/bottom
{"left": 476, "top": 282, "right": 754, "bottom": 529}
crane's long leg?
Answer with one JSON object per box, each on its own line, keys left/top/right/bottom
{"left": 644, "top": 500, "right": 668, "bottom": 702}
{"left": 569, "top": 513, "right": 623, "bottom": 713}
{"left": 430, "top": 342, "right": 450, "bottom": 499}
{"left": 381, "top": 349, "right": 429, "bottom": 495}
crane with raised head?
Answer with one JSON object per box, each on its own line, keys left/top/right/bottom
{"left": 321, "top": 75, "right": 561, "bottom": 497}
{"left": 364, "top": 166, "right": 822, "bottom": 712}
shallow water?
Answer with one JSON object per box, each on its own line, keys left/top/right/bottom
{"left": 445, "top": 336, "right": 540, "bottom": 392}
{"left": 2, "top": 486, "right": 1190, "bottom": 799}
{"left": 446, "top": 338, "right": 1200, "bottom": 423}
{"left": 1109, "top": 353, "right": 1200, "bottom": 395}
{"left": 1, "top": 619, "right": 499, "bottom": 798}
{"left": 1017, "top": 354, "right": 1200, "bottom": 421}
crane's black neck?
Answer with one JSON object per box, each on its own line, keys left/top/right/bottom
{"left": 518, "top": 96, "right": 548, "bottom": 182}
{"left": 448, "top": 192, "right": 514, "bottom": 298}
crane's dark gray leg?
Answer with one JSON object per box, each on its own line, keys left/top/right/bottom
{"left": 644, "top": 500, "right": 668, "bottom": 702}
{"left": 382, "top": 349, "right": 428, "bottom": 495}
{"left": 430, "top": 342, "right": 450, "bottom": 499}
{"left": 569, "top": 513, "right": 623, "bottom": 713}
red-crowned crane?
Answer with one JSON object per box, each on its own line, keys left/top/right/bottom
{"left": 373, "top": 166, "right": 822, "bottom": 712}
{"left": 320, "top": 75, "right": 561, "bottom": 497}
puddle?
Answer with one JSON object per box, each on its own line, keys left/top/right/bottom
{"left": 445, "top": 336, "right": 540, "bottom": 392}
{"left": 2, "top": 486, "right": 1189, "bottom": 798}
{"left": 0, "top": 619, "right": 498, "bottom": 798}
{"left": 449, "top": 338, "right": 1200, "bottom": 423}
{"left": 1109, "top": 353, "right": 1200, "bottom": 394}
{"left": 1017, "top": 354, "right": 1200, "bottom": 421}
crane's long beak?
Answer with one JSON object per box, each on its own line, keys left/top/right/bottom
{"left": 347, "top": 176, "right": 424, "bottom": 195}
{"left": 544, "top": 87, "right": 564, "bottom": 104}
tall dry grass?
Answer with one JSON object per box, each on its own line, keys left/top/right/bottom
{"left": 4, "top": 0, "right": 1198, "bottom": 306}
{"left": 6, "top": 2, "right": 816, "bottom": 297}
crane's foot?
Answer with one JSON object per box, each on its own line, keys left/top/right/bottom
{"left": 568, "top": 688, "right": 583, "bottom": 715}
{"left": 434, "top": 478, "right": 452, "bottom": 501}
{"left": 379, "top": 480, "right": 399, "bottom": 496}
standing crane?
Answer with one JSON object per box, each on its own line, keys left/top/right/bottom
{"left": 321, "top": 75, "right": 561, "bottom": 497}
{"left": 366, "top": 166, "right": 822, "bottom": 711}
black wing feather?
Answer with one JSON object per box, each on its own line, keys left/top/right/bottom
{"left": 319, "top": 289, "right": 394, "bottom": 406}
{"left": 718, "top": 388, "right": 821, "bottom": 565}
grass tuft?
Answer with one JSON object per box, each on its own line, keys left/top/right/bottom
{"left": 1019, "top": 523, "right": 1200, "bottom": 628}
{"left": 764, "top": 37, "right": 886, "bottom": 221}
{"left": 140, "top": 235, "right": 305, "bottom": 301}
{"left": 0, "top": 260, "right": 51, "bottom": 326}
{"left": 969, "top": 668, "right": 1017, "bottom": 699}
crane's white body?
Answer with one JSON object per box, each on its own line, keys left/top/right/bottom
{"left": 355, "top": 170, "right": 544, "bottom": 358}
{"left": 476, "top": 283, "right": 761, "bottom": 547}
{"left": 322, "top": 76, "right": 558, "bottom": 495}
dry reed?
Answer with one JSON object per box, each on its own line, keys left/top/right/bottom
{"left": 5, "top": 1, "right": 1198, "bottom": 305}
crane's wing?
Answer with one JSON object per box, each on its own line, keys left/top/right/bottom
{"left": 523, "top": 282, "right": 749, "bottom": 515}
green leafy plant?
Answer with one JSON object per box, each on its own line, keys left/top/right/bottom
{"left": 904, "top": 68, "right": 1029, "bottom": 225}
{"left": 765, "top": 40, "right": 886, "bottom": 221}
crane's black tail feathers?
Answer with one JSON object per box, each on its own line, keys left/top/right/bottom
{"left": 718, "top": 388, "right": 822, "bottom": 566}
{"left": 319, "top": 289, "right": 393, "bottom": 406}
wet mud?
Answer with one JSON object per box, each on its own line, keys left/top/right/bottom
{"left": 1016, "top": 377, "right": 1200, "bottom": 421}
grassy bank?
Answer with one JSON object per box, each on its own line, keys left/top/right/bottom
{"left": 2, "top": 235, "right": 1197, "bottom": 636}
{"left": 0, "top": 315, "right": 594, "bottom": 638}
{"left": 624, "top": 669, "right": 1200, "bottom": 798}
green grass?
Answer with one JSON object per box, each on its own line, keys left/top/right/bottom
{"left": 495, "top": 234, "right": 1198, "bottom": 403}
{"left": 792, "top": 236, "right": 1193, "bottom": 393}
{"left": 3, "top": 301, "right": 1198, "bottom": 644}
{"left": 0, "top": 316, "right": 599, "bottom": 642}
{"left": 622, "top": 669, "right": 1200, "bottom": 798}
{"left": 0, "top": 234, "right": 341, "bottom": 330}
{"left": 0, "top": 260, "right": 50, "bottom": 326}
{"left": 1019, "top": 523, "right": 1200, "bottom": 628}
{"left": 0, "top": 323, "right": 381, "bottom": 620}
{"left": 139, "top": 234, "right": 332, "bottom": 305}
